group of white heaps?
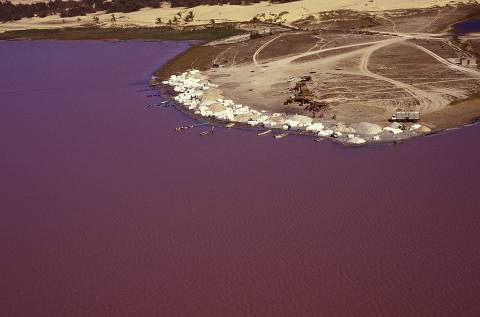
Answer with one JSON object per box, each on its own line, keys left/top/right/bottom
{"left": 162, "top": 70, "right": 429, "bottom": 144}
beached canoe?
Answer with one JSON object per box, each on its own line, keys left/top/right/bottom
{"left": 274, "top": 133, "right": 288, "bottom": 139}
{"left": 257, "top": 130, "right": 272, "bottom": 136}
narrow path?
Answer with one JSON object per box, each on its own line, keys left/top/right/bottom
{"left": 253, "top": 34, "right": 285, "bottom": 65}
{"left": 380, "top": 15, "right": 398, "bottom": 33}
{"left": 213, "top": 47, "right": 232, "bottom": 65}
{"left": 412, "top": 43, "right": 480, "bottom": 78}
{"left": 273, "top": 38, "right": 396, "bottom": 65}
{"left": 306, "top": 35, "right": 325, "bottom": 52}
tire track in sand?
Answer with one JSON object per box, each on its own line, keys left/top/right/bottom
{"left": 359, "top": 39, "right": 449, "bottom": 113}
{"left": 253, "top": 34, "right": 285, "bottom": 66}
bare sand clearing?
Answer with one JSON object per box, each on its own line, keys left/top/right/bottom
{"left": 203, "top": 35, "right": 474, "bottom": 123}
{"left": 0, "top": 0, "right": 474, "bottom": 32}
{"left": 156, "top": 3, "right": 480, "bottom": 144}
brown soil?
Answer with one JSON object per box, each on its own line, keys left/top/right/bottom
{"left": 155, "top": 45, "right": 223, "bottom": 79}
{"left": 156, "top": 4, "right": 480, "bottom": 137}
{"left": 423, "top": 96, "right": 480, "bottom": 130}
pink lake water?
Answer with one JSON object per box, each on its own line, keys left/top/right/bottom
{"left": 1, "top": 40, "right": 480, "bottom": 317}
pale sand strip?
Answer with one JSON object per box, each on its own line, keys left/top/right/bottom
{"left": 1, "top": 0, "right": 472, "bottom": 32}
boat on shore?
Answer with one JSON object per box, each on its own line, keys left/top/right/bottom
{"left": 274, "top": 133, "right": 288, "bottom": 139}
{"left": 257, "top": 130, "right": 272, "bottom": 136}
{"left": 200, "top": 126, "right": 215, "bottom": 136}
{"left": 175, "top": 124, "right": 195, "bottom": 132}
{"left": 225, "top": 123, "right": 236, "bottom": 128}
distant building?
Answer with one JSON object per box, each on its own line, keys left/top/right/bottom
{"left": 447, "top": 56, "right": 477, "bottom": 67}
{"left": 461, "top": 57, "right": 477, "bottom": 67}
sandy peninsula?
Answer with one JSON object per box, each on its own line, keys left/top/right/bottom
{"left": 151, "top": 1, "right": 480, "bottom": 145}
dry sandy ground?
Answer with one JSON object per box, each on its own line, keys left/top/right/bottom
{"left": 1, "top": 0, "right": 476, "bottom": 32}
{"left": 205, "top": 33, "right": 480, "bottom": 127}
{"left": 156, "top": 4, "right": 480, "bottom": 131}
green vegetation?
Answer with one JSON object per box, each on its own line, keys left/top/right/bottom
{"left": 0, "top": 26, "right": 243, "bottom": 41}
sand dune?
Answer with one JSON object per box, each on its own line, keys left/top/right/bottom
{"left": 1, "top": 0, "right": 474, "bottom": 32}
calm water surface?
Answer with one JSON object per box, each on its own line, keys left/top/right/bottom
{"left": 1, "top": 40, "right": 480, "bottom": 317}
{"left": 454, "top": 17, "right": 480, "bottom": 34}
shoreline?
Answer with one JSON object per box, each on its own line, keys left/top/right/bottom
{"left": 152, "top": 47, "right": 480, "bottom": 146}
{"left": 152, "top": 70, "right": 439, "bottom": 147}
{"left": 157, "top": 78, "right": 480, "bottom": 147}
{"left": 150, "top": 5, "right": 480, "bottom": 146}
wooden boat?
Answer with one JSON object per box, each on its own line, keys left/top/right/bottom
{"left": 274, "top": 133, "right": 288, "bottom": 139}
{"left": 200, "top": 126, "right": 215, "bottom": 136}
{"left": 176, "top": 124, "right": 196, "bottom": 132}
{"left": 225, "top": 123, "right": 236, "bottom": 128}
{"left": 257, "top": 130, "right": 272, "bottom": 136}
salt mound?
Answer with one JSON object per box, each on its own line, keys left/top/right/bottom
{"left": 233, "top": 113, "right": 254, "bottom": 123}
{"left": 352, "top": 122, "right": 382, "bottom": 135}
{"left": 306, "top": 122, "right": 325, "bottom": 132}
{"left": 334, "top": 122, "right": 355, "bottom": 133}
{"left": 208, "top": 103, "right": 227, "bottom": 113}
{"left": 318, "top": 129, "right": 333, "bottom": 137}
{"left": 348, "top": 136, "right": 366, "bottom": 144}
{"left": 389, "top": 122, "right": 403, "bottom": 129}
{"left": 383, "top": 127, "right": 403, "bottom": 134}
{"left": 290, "top": 114, "right": 313, "bottom": 125}
{"left": 419, "top": 126, "right": 432, "bottom": 133}
{"left": 410, "top": 123, "right": 422, "bottom": 131}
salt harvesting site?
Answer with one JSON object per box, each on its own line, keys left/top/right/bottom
{"left": 3, "top": 1, "right": 480, "bottom": 144}
{"left": 2, "top": 1, "right": 480, "bottom": 317}
{"left": 155, "top": 3, "right": 480, "bottom": 145}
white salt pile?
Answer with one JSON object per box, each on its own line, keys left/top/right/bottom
{"left": 353, "top": 122, "right": 383, "bottom": 135}
{"left": 162, "top": 69, "right": 373, "bottom": 144}
{"left": 383, "top": 127, "right": 403, "bottom": 134}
